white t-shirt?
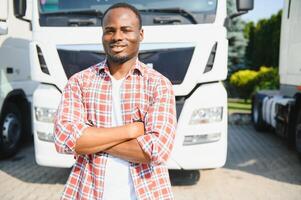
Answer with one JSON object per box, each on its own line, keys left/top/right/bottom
{"left": 102, "top": 74, "right": 136, "bottom": 200}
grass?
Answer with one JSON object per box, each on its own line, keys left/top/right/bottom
{"left": 228, "top": 98, "right": 251, "bottom": 114}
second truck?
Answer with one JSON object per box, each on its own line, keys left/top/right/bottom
{"left": 252, "top": 0, "right": 301, "bottom": 156}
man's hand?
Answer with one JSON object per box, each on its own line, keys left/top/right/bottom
{"left": 127, "top": 122, "right": 145, "bottom": 139}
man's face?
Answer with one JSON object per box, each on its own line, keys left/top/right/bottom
{"left": 102, "top": 7, "right": 144, "bottom": 64}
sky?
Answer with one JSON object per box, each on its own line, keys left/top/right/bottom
{"left": 241, "top": 0, "right": 284, "bottom": 23}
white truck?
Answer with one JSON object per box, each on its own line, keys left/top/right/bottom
{"left": 0, "top": 0, "right": 253, "bottom": 169}
{"left": 252, "top": 0, "right": 301, "bottom": 156}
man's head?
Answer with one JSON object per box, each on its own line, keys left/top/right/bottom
{"left": 102, "top": 3, "right": 143, "bottom": 64}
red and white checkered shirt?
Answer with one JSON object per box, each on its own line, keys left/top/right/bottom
{"left": 54, "top": 59, "right": 177, "bottom": 200}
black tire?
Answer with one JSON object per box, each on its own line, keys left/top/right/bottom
{"left": 252, "top": 93, "right": 268, "bottom": 132}
{"left": 169, "top": 170, "right": 200, "bottom": 186}
{"left": 0, "top": 102, "right": 22, "bottom": 158}
{"left": 295, "top": 109, "right": 301, "bottom": 156}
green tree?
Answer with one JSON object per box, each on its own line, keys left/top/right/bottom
{"left": 227, "top": 0, "right": 248, "bottom": 69}
{"left": 244, "top": 22, "right": 255, "bottom": 67}
{"left": 244, "top": 10, "right": 282, "bottom": 69}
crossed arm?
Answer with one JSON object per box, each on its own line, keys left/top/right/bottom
{"left": 74, "top": 123, "right": 151, "bottom": 163}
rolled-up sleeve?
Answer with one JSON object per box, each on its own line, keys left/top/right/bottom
{"left": 54, "top": 74, "right": 90, "bottom": 154}
{"left": 137, "top": 77, "right": 177, "bottom": 165}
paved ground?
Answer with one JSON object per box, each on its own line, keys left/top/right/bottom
{"left": 1, "top": 125, "right": 301, "bottom": 200}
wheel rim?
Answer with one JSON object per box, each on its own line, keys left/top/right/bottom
{"left": 2, "top": 113, "right": 21, "bottom": 148}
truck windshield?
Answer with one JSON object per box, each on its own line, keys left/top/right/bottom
{"left": 39, "top": 0, "right": 217, "bottom": 26}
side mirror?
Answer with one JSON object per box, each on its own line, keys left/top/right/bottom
{"left": 236, "top": 0, "right": 254, "bottom": 12}
{"left": 228, "top": 0, "right": 254, "bottom": 20}
{"left": 14, "top": 0, "right": 27, "bottom": 18}
{"left": 225, "top": 0, "right": 254, "bottom": 28}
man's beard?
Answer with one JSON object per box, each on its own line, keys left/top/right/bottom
{"left": 107, "top": 54, "right": 132, "bottom": 64}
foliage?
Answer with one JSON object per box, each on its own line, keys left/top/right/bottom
{"left": 230, "top": 69, "right": 258, "bottom": 100}
{"left": 255, "top": 66, "right": 280, "bottom": 91}
{"left": 228, "top": 4, "right": 282, "bottom": 99}
{"left": 244, "top": 10, "right": 282, "bottom": 69}
{"left": 229, "top": 66, "right": 279, "bottom": 100}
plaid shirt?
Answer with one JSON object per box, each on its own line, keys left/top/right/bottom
{"left": 54, "top": 59, "right": 177, "bottom": 200}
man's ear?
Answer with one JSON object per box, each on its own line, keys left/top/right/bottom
{"left": 139, "top": 29, "right": 144, "bottom": 42}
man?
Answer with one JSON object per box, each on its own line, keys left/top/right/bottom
{"left": 54, "top": 3, "right": 177, "bottom": 200}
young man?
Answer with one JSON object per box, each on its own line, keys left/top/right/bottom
{"left": 54, "top": 3, "right": 177, "bottom": 200}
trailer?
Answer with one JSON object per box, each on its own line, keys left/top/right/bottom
{"left": 252, "top": 0, "right": 301, "bottom": 155}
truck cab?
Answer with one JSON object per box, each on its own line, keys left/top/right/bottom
{"left": 0, "top": 0, "right": 253, "bottom": 169}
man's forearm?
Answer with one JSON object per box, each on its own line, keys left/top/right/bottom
{"left": 74, "top": 122, "right": 143, "bottom": 155}
{"left": 105, "top": 139, "right": 151, "bottom": 164}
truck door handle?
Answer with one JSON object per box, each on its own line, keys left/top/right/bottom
{"left": 6, "top": 67, "right": 13, "bottom": 74}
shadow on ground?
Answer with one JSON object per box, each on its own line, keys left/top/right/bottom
{"left": 225, "top": 123, "right": 301, "bottom": 185}
{"left": 0, "top": 138, "right": 70, "bottom": 184}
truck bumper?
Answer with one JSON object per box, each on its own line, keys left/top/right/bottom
{"left": 32, "top": 84, "right": 74, "bottom": 168}
{"left": 166, "top": 82, "right": 227, "bottom": 169}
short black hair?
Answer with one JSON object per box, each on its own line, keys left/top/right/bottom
{"left": 102, "top": 3, "right": 142, "bottom": 29}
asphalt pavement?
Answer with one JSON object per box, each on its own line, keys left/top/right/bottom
{"left": 1, "top": 124, "right": 301, "bottom": 200}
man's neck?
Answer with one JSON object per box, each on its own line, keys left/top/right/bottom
{"left": 108, "top": 57, "right": 137, "bottom": 80}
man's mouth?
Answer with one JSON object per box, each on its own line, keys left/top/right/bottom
{"left": 110, "top": 44, "right": 127, "bottom": 53}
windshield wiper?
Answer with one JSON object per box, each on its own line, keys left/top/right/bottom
{"left": 41, "top": 9, "right": 103, "bottom": 18}
{"left": 139, "top": 8, "right": 198, "bottom": 24}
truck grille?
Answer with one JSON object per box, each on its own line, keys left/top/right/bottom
{"left": 57, "top": 47, "right": 194, "bottom": 84}
{"left": 57, "top": 49, "right": 106, "bottom": 79}
{"left": 139, "top": 47, "right": 194, "bottom": 84}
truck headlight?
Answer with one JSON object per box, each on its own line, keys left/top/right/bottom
{"left": 189, "top": 107, "right": 223, "bottom": 125}
{"left": 35, "top": 107, "right": 57, "bottom": 123}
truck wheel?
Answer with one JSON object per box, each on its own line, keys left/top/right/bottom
{"left": 0, "top": 103, "right": 22, "bottom": 158}
{"left": 295, "top": 110, "right": 301, "bottom": 156}
{"left": 169, "top": 170, "right": 200, "bottom": 186}
{"left": 252, "top": 93, "right": 267, "bottom": 131}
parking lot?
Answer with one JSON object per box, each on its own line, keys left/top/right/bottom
{"left": 1, "top": 124, "right": 301, "bottom": 200}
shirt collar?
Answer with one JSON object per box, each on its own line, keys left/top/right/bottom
{"left": 95, "top": 58, "right": 145, "bottom": 77}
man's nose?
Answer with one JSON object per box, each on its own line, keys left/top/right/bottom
{"left": 112, "top": 29, "right": 124, "bottom": 41}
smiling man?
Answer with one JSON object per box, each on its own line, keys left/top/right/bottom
{"left": 54, "top": 3, "right": 177, "bottom": 200}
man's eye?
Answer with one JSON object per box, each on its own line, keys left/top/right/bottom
{"left": 123, "top": 29, "right": 133, "bottom": 32}
{"left": 105, "top": 29, "right": 114, "bottom": 33}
